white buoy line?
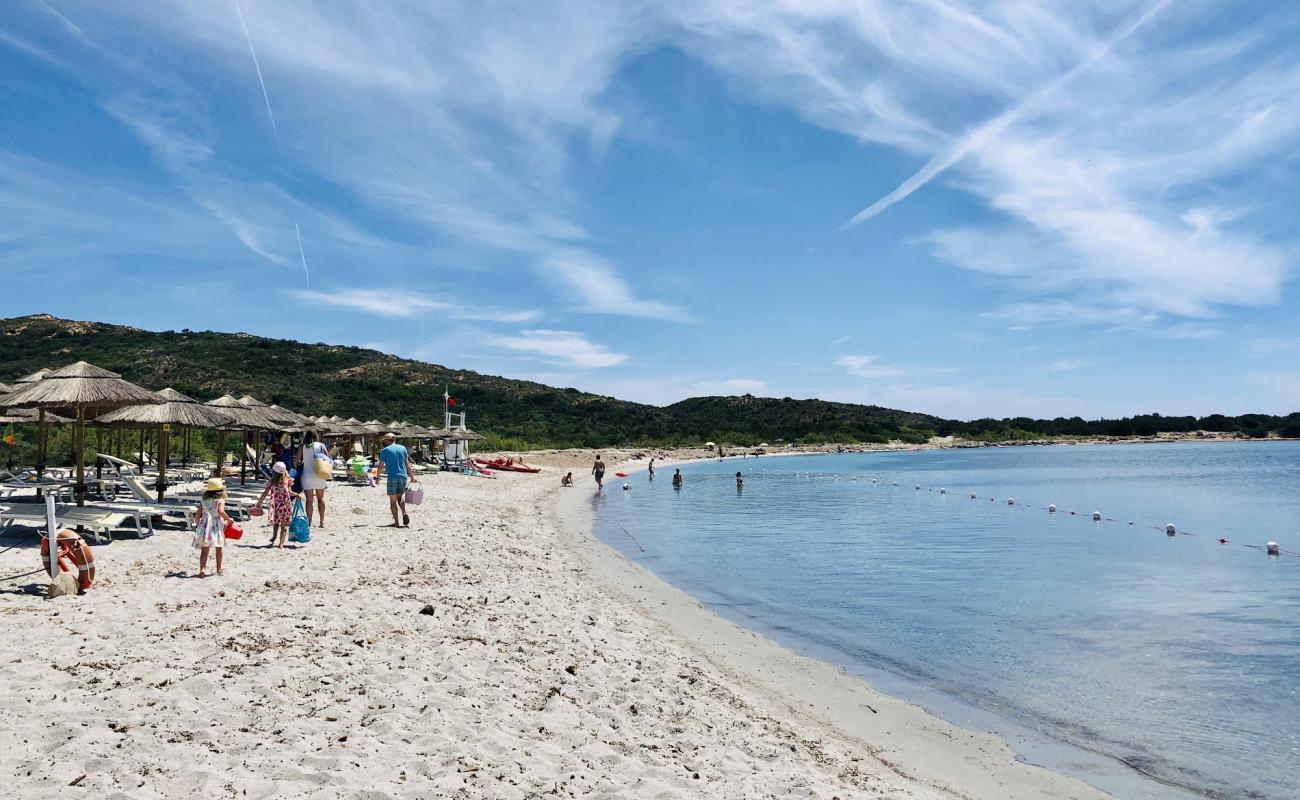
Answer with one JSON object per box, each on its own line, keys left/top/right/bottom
{"left": 866, "top": 476, "right": 1295, "bottom": 558}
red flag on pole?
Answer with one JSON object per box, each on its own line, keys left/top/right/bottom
{"left": 447, "top": 397, "right": 457, "bottom": 406}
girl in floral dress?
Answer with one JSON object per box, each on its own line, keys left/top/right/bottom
{"left": 192, "top": 478, "right": 232, "bottom": 577}
{"left": 254, "top": 462, "right": 300, "bottom": 548}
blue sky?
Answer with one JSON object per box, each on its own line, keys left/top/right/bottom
{"left": 3, "top": 1, "right": 1299, "bottom": 419}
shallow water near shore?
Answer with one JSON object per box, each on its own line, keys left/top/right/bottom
{"left": 592, "top": 442, "right": 1300, "bottom": 800}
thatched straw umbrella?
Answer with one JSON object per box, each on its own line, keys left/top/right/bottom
{"left": 0, "top": 361, "right": 163, "bottom": 506}
{"left": 96, "top": 388, "right": 234, "bottom": 500}
{"left": 205, "top": 394, "right": 282, "bottom": 484}
{"left": 0, "top": 407, "right": 71, "bottom": 472}
{"left": 268, "top": 404, "right": 313, "bottom": 430}
{"left": 3, "top": 368, "right": 55, "bottom": 480}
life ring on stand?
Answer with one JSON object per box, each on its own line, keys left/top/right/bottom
{"left": 40, "top": 530, "right": 95, "bottom": 592}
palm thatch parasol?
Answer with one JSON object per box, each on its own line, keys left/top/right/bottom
{"left": 3, "top": 368, "right": 55, "bottom": 477}
{"left": 0, "top": 361, "right": 163, "bottom": 505}
{"left": 236, "top": 400, "right": 312, "bottom": 481}
{"left": 96, "top": 388, "right": 235, "bottom": 499}
{"left": 205, "top": 394, "right": 283, "bottom": 482}
{"left": 306, "top": 416, "right": 339, "bottom": 434}
{"left": 268, "top": 404, "right": 314, "bottom": 430}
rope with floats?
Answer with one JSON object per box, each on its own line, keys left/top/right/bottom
{"left": 870, "top": 476, "right": 1298, "bottom": 558}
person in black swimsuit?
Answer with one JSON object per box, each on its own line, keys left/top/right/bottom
{"left": 592, "top": 454, "right": 606, "bottom": 490}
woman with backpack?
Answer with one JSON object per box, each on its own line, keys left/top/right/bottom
{"left": 296, "top": 429, "right": 331, "bottom": 529}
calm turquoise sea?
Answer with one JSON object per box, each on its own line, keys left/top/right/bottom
{"left": 591, "top": 442, "right": 1300, "bottom": 800}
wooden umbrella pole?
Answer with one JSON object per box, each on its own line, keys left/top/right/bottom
{"left": 36, "top": 409, "right": 46, "bottom": 482}
{"left": 157, "top": 424, "right": 170, "bottom": 501}
{"left": 215, "top": 430, "right": 226, "bottom": 478}
{"left": 138, "top": 427, "right": 145, "bottom": 469}
{"left": 74, "top": 405, "right": 85, "bottom": 507}
{"left": 95, "top": 428, "right": 103, "bottom": 481}
{"left": 183, "top": 428, "right": 191, "bottom": 465}
{"left": 239, "top": 431, "right": 248, "bottom": 486}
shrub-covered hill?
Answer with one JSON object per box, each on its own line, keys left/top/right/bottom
{"left": 3, "top": 315, "right": 1296, "bottom": 447}
{"left": 0, "top": 315, "right": 942, "bottom": 448}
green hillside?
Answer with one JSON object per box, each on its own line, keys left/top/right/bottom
{"left": 3, "top": 315, "right": 1297, "bottom": 451}
{"left": 0, "top": 315, "right": 941, "bottom": 448}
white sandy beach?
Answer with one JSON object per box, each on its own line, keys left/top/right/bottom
{"left": 1, "top": 453, "right": 1111, "bottom": 799}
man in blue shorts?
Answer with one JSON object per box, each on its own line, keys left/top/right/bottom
{"left": 377, "top": 432, "right": 417, "bottom": 527}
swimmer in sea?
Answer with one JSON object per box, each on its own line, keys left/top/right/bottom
{"left": 671, "top": 468, "right": 683, "bottom": 489}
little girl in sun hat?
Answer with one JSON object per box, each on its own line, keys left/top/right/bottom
{"left": 255, "top": 462, "right": 301, "bottom": 548}
{"left": 192, "top": 477, "right": 233, "bottom": 577}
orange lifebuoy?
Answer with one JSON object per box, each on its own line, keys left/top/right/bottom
{"left": 39, "top": 529, "right": 95, "bottom": 592}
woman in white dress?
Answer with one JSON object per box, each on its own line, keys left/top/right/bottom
{"left": 296, "top": 430, "right": 330, "bottom": 528}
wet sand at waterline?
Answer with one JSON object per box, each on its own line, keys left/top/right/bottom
{"left": 2, "top": 452, "right": 1106, "bottom": 798}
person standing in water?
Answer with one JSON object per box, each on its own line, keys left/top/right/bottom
{"left": 735, "top": 471, "right": 744, "bottom": 491}
{"left": 672, "top": 468, "right": 683, "bottom": 489}
{"left": 648, "top": 458, "right": 655, "bottom": 480}
{"left": 592, "top": 454, "right": 606, "bottom": 490}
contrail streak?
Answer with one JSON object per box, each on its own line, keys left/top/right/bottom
{"left": 843, "top": 0, "right": 1170, "bottom": 228}
{"left": 233, "top": 0, "right": 278, "bottom": 141}
{"left": 294, "top": 221, "right": 310, "bottom": 286}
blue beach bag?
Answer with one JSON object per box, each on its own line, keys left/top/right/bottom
{"left": 289, "top": 498, "right": 311, "bottom": 543}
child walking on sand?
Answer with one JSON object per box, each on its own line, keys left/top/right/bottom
{"left": 192, "top": 478, "right": 232, "bottom": 577}
{"left": 254, "top": 461, "right": 301, "bottom": 547}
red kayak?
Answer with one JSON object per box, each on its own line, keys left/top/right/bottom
{"left": 475, "top": 458, "right": 541, "bottom": 474}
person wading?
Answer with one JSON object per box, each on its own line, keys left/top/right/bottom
{"left": 591, "top": 454, "right": 606, "bottom": 490}
{"left": 377, "top": 432, "right": 417, "bottom": 527}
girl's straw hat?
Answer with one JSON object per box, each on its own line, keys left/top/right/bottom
{"left": 204, "top": 477, "right": 226, "bottom": 492}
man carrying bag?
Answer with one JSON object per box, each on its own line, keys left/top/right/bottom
{"left": 377, "top": 432, "right": 418, "bottom": 528}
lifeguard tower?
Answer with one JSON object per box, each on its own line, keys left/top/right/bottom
{"left": 442, "top": 389, "right": 481, "bottom": 464}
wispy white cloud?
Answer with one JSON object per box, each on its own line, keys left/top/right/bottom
{"left": 540, "top": 250, "right": 690, "bottom": 322}
{"left": 488, "top": 329, "right": 628, "bottom": 369}
{"left": 293, "top": 288, "right": 539, "bottom": 323}
{"left": 1043, "top": 359, "right": 1093, "bottom": 372}
{"left": 1243, "top": 337, "right": 1300, "bottom": 357}
{"left": 844, "top": 0, "right": 1172, "bottom": 227}
{"left": 669, "top": 1, "right": 1299, "bottom": 330}
{"left": 836, "top": 354, "right": 902, "bottom": 379}
{"left": 982, "top": 301, "right": 1223, "bottom": 339}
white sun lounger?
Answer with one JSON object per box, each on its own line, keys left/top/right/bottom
{"left": 0, "top": 503, "right": 130, "bottom": 545}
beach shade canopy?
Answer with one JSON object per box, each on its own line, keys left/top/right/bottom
{"left": 204, "top": 394, "right": 281, "bottom": 430}
{"left": 267, "top": 403, "right": 314, "bottom": 430}
{"left": 0, "top": 361, "right": 164, "bottom": 505}
{"left": 0, "top": 408, "right": 71, "bottom": 424}
{"left": 96, "top": 387, "right": 235, "bottom": 429}
{"left": 306, "top": 416, "right": 340, "bottom": 434}
{"left": 362, "top": 419, "right": 390, "bottom": 435}
{"left": 236, "top": 395, "right": 301, "bottom": 430}
{"left": 14, "top": 368, "right": 52, "bottom": 385}
{"left": 96, "top": 388, "right": 236, "bottom": 500}
{"left": 0, "top": 362, "right": 162, "bottom": 411}
{"left": 341, "top": 417, "right": 372, "bottom": 435}
{"left": 451, "top": 428, "right": 484, "bottom": 441}
{"left": 703, "top": 441, "right": 717, "bottom": 447}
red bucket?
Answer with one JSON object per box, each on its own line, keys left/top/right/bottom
{"left": 223, "top": 521, "right": 244, "bottom": 541}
